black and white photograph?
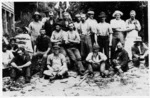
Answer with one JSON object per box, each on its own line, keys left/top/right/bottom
{"left": 1, "top": 0, "right": 149, "bottom": 96}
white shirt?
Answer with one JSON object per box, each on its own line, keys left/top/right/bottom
{"left": 86, "top": 18, "right": 98, "bottom": 33}
{"left": 67, "top": 30, "right": 80, "bottom": 42}
{"left": 80, "top": 21, "right": 90, "bottom": 35}
{"left": 110, "top": 19, "right": 126, "bottom": 31}
{"left": 86, "top": 52, "right": 107, "bottom": 63}
{"left": 47, "top": 53, "right": 67, "bottom": 71}
{"left": 2, "top": 50, "right": 14, "bottom": 69}
{"left": 29, "top": 21, "right": 43, "bottom": 41}
{"left": 97, "top": 22, "right": 113, "bottom": 36}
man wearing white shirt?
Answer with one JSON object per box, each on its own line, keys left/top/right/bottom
{"left": 86, "top": 45, "right": 108, "bottom": 77}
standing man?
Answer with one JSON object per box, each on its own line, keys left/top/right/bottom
{"left": 112, "top": 42, "right": 129, "bottom": 75}
{"left": 132, "top": 36, "right": 148, "bottom": 68}
{"left": 86, "top": 10, "right": 98, "bottom": 45}
{"left": 86, "top": 45, "right": 108, "bottom": 77}
{"left": 66, "top": 23, "right": 85, "bottom": 75}
{"left": 125, "top": 10, "right": 141, "bottom": 60}
{"left": 74, "top": 14, "right": 81, "bottom": 32}
{"left": 44, "top": 45, "right": 68, "bottom": 81}
{"left": 79, "top": 14, "right": 93, "bottom": 59}
{"left": 10, "top": 47, "right": 31, "bottom": 83}
{"left": 29, "top": 11, "right": 43, "bottom": 47}
{"left": 32, "top": 29, "right": 51, "bottom": 78}
{"left": 43, "top": 11, "right": 56, "bottom": 37}
{"left": 96, "top": 12, "right": 113, "bottom": 58}
{"left": 110, "top": 10, "right": 126, "bottom": 59}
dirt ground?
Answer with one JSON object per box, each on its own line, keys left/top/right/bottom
{"left": 3, "top": 67, "right": 150, "bottom": 96}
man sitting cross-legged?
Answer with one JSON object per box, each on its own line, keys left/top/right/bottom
{"left": 44, "top": 45, "right": 68, "bottom": 82}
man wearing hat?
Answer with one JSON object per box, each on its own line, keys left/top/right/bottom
{"left": 43, "top": 11, "right": 56, "bottom": 37}
{"left": 44, "top": 44, "right": 68, "bottom": 81}
{"left": 132, "top": 36, "right": 148, "bottom": 68}
{"left": 86, "top": 10, "right": 98, "bottom": 45}
{"left": 110, "top": 10, "right": 126, "bottom": 59}
{"left": 96, "top": 12, "right": 113, "bottom": 58}
{"left": 112, "top": 41, "right": 129, "bottom": 75}
{"left": 86, "top": 44, "right": 108, "bottom": 77}
{"left": 79, "top": 14, "right": 93, "bottom": 59}
{"left": 124, "top": 10, "right": 141, "bottom": 60}
{"left": 29, "top": 11, "right": 43, "bottom": 47}
{"left": 74, "top": 13, "right": 81, "bottom": 32}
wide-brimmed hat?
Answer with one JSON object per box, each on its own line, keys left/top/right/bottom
{"left": 93, "top": 44, "right": 100, "bottom": 50}
{"left": 87, "top": 11, "right": 95, "bottom": 15}
{"left": 53, "top": 44, "right": 60, "bottom": 49}
{"left": 134, "top": 36, "right": 142, "bottom": 42}
{"left": 112, "top": 10, "right": 123, "bottom": 17}
{"left": 98, "top": 12, "right": 107, "bottom": 18}
{"left": 32, "top": 11, "right": 41, "bottom": 19}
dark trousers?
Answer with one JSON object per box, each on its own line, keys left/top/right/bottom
{"left": 97, "top": 36, "right": 109, "bottom": 58}
{"left": 10, "top": 66, "right": 31, "bottom": 80}
{"left": 80, "top": 35, "right": 93, "bottom": 59}
{"left": 67, "top": 47, "right": 85, "bottom": 72}
{"left": 112, "top": 60, "right": 128, "bottom": 72}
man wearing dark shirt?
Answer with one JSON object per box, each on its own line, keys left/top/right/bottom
{"left": 43, "top": 11, "right": 55, "bottom": 37}
{"left": 112, "top": 42, "right": 129, "bottom": 75}
{"left": 33, "top": 29, "right": 51, "bottom": 78}
{"left": 10, "top": 47, "right": 31, "bottom": 83}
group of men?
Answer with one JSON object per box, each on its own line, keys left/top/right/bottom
{"left": 2, "top": 9, "right": 148, "bottom": 83}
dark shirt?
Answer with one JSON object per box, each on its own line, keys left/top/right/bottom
{"left": 44, "top": 19, "right": 55, "bottom": 37}
{"left": 12, "top": 53, "right": 30, "bottom": 66}
{"left": 36, "top": 35, "right": 51, "bottom": 52}
{"left": 113, "top": 49, "right": 129, "bottom": 67}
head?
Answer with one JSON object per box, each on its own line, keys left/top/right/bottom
{"left": 3, "top": 44, "right": 7, "bottom": 52}
{"left": 63, "top": 12, "right": 70, "bottom": 20}
{"left": 93, "top": 45, "right": 100, "bottom": 53}
{"left": 10, "top": 38, "right": 16, "bottom": 45}
{"left": 117, "top": 42, "right": 123, "bottom": 51}
{"left": 75, "top": 14, "right": 81, "bottom": 22}
{"left": 87, "top": 11, "right": 95, "bottom": 19}
{"left": 49, "top": 12, "right": 54, "bottom": 19}
{"left": 134, "top": 36, "right": 142, "bottom": 46}
{"left": 55, "top": 24, "right": 61, "bottom": 32}
{"left": 68, "top": 23, "right": 75, "bottom": 31}
{"left": 99, "top": 12, "right": 107, "bottom": 22}
{"left": 130, "top": 10, "right": 136, "bottom": 20}
{"left": 33, "top": 12, "right": 41, "bottom": 22}
{"left": 40, "top": 29, "right": 46, "bottom": 36}
{"left": 53, "top": 45, "right": 60, "bottom": 55}
{"left": 113, "top": 10, "right": 123, "bottom": 20}
{"left": 81, "top": 14, "right": 86, "bottom": 22}
{"left": 17, "top": 47, "right": 25, "bottom": 57}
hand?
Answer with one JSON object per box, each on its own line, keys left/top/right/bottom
{"left": 140, "top": 55, "right": 145, "bottom": 59}
{"left": 16, "top": 66, "right": 23, "bottom": 71}
{"left": 116, "top": 65, "right": 121, "bottom": 69}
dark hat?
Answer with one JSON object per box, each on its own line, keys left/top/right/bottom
{"left": 98, "top": 12, "right": 107, "bottom": 18}
{"left": 93, "top": 44, "right": 100, "bottom": 50}
{"left": 53, "top": 44, "right": 60, "bottom": 49}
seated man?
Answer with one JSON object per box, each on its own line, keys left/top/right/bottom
{"left": 32, "top": 29, "right": 51, "bottom": 78}
{"left": 86, "top": 45, "right": 108, "bottom": 77}
{"left": 10, "top": 47, "right": 31, "bottom": 83}
{"left": 50, "top": 23, "right": 67, "bottom": 56}
{"left": 3, "top": 44, "right": 14, "bottom": 76}
{"left": 44, "top": 45, "right": 68, "bottom": 81}
{"left": 66, "top": 22, "right": 85, "bottom": 75}
{"left": 132, "top": 36, "right": 148, "bottom": 68}
{"left": 112, "top": 42, "right": 129, "bottom": 76}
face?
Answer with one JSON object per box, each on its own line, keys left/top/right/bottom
{"left": 93, "top": 49, "right": 99, "bottom": 53}
{"left": 89, "top": 14, "right": 94, "bottom": 19}
{"left": 130, "top": 13, "right": 135, "bottom": 19}
{"left": 54, "top": 48, "right": 59, "bottom": 55}
{"left": 17, "top": 50, "right": 24, "bottom": 57}
{"left": 117, "top": 42, "right": 123, "bottom": 50}
{"left": 49, "top": 15, "right": 53, "bottom": 19}
{"left": 55, "top": 25, "right": 61, "bottom": 31}
{"left": 115, "top": 14, "right": 121, "bottom": 20}
{"left": 3, "top": 46, "right": 7, "bottom": 52}
{"left": 81, "top": 16, "right": 86, "bottom": 22}
{"left": 100, "top": 17, "right": 106, "bottom": 22}
{"left": 11, "top": 40, "right": 15, "bottom": 45}
{"left": 76, "top": 17, "right": 81, "bottom": 22}
{"left": 35, "top": 15, "right": 39, "bottom": 21}
{"left": 64, "top": 15, "right": 69, "bottom": 20}
{"left": 40, "top": 30, "right": 46, "bottom": 36}
{"left": 69, "top": 24, "right": 74, "bottom": 30}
